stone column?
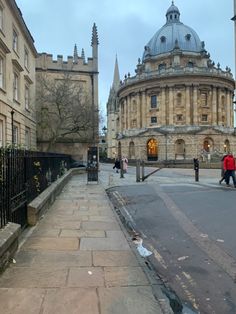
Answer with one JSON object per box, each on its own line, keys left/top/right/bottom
{"left": 185, "top": 85, "right": 191, "bottom": 125}
{"left": 127, "top": 95, "right": 131, "bottom": 129}
{"left": 226, "top": 90, "right": 231, "bottom": 127}
{"left": 161, "top": 86, "right": 166, "bottom": 125}
{"left": 168, "top": 87, "right": 174, "bottom": 125}
{"left": 193, "top": 85, "right": 198, "bottom": 125}
{"left": 136, "top": 92, "right": 141, "bottom": 128}
{"left": 119, "top": 101, "right": 123, "bottom": 132}
{"left": 212, "top": 86, "right": 217, "bottom": 125}
{"left": 141, "top": 91, "right": 147, "bottom": 127}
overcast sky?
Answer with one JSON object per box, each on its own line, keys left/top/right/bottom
{"left": 16, "top": 0, "right": 235, "bottom": 124}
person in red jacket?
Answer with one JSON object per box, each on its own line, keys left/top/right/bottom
{"left": 223, "top": 153, "right": 236, "bottom": 187}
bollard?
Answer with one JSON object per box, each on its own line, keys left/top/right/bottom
{"left": 120, "top": 160, "right": 124, "bottom": 178}
{"left": 141, "top": 160, "right": 145, "bottom": 181}
{"left": 136, "top": 160, "right": 140, "bottom": 182}
{"left": 193, "top": 158, "right": 199, "bottom": 182}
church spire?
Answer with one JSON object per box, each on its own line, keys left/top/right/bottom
{"left": 73, "top": 44, "right": 78, "bottom": 63}
{"left": 81, "top": 48, "right": 86, "bottom": 63}
{"left": 91, "top": 23, "right": 99, "bottom": 46}
{"left": 112, "top": 55, "right": 120, "bottom": 91}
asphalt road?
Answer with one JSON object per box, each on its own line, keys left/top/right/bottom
{"left": 105, "top": 165, "right": 236, "bottom": 314}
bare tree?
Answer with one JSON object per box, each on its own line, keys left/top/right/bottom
{"left": 36, "top": 72, "right": 98, "bottom": 151}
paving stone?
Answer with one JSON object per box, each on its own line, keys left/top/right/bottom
{"left": 31, "top": 228, "right": 60, "bottom": 238}
{"left": 98, "top": 286, "right": 162, "bottom": 314}
{"left": 67, "top": 267, "right": 104, "bottom": 287}
{"left": 0, "top": 288, "right": 45, "bottom": 314}
{"left": 104, "top": 266, "right": 149, "bottom": 287}
{"left": 38, "top": 221, "right": 81, "bottom": 229}
{"left": 14, "top": 251, "right": 92, "bottom": 267}
{"left": 0, "top": 267, "right": 67, "bottom": 288}
{"left": 82, "top": 221, "right": 120, "bottom": 231}
{"left": 22, "top": 237, "right": 79, "bottom": 251}
{"left": 80, "top": 237, "right": 130, "bottom": 251}
{"left": 60, "top": 229, "right": 105, "bottom": 238}
{"left": 93, "top": 251, "right": 139, "bottom": 267}
{"left": 41, "top": 288, "right": 99, "bottom": 314}
{"left": 89, "top": 216, "right": 117, "bottom": 222}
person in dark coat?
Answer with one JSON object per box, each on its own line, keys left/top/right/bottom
{"left": 113, "top": 158, "right": 120, "bottom": 173}
{"left": 223, "top": 153, "right": 236, "bottom": 187}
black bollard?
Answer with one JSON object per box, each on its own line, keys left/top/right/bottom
{"left": 193, "top": 158, "right": 199, "bottom": 182}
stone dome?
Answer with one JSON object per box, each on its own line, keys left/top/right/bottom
{"left": 143, "top": 2, "right": 203, "bottom": 60}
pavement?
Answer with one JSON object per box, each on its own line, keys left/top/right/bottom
{"left": 0, "top": 165, "right": 176, "bottom": 314}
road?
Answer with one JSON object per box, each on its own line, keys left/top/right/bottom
{"left": 102, "top": 164, "right": 236, "bottom": 314}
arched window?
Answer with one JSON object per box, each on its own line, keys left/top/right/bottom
{"left": 129, "top": 141, "right": 135, "bottom": 159}
{"left": 147, "top": 139, "right": 158, "bottom": 161}
{"left": 177, "top": 93, "right": 182, "bottom": 106}
{"left": 221, "top": 95, "right": 226, "bottom": 108}
{"left": 175, "top": 139, "right": 185, "bottom": 159}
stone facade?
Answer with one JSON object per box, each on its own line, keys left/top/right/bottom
{"left": 107, "top": 3, "right": 236, "bottom": 161}
{"left": 0, "top": 0, "right": 37, "bottom": 149}
{"left": 36, "top": 24, "right": 99, "bottom": 162}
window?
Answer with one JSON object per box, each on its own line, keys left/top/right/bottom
{"left": 25, "top": 85, "right": 29, "bottom": 109}
{"left": 185, "top": 34, "right": 191, "bottom": 41}
{"left": 13, "top": 29, "right": 18, "bottom": 52}
{"left": 160, "top": 36, "right": 166, "bottom": 43}
{"left": 0, "top": 119, "right": 3, "bottom": 147}
{"left": 25, "top": 128, "right": 30, "bottom": 149}
{"left": 151, "top": 116, "right": 157, "bottom": 124}
{"left": 158, "top": 63, "right": 166, "bottom": 71}
{"left": 201, "top": 114, "right": 208, "bottom": 122}
{"left": 13, "top": 72, "right": 19, "bottom": 101}
{"left": 0, "top": 55, "right": 4, "bottom": 88}
{"left": 176, "top": 114, "right": 183, "bottom": 121}
{"left": 151, "top": 95, "right": 157, "bottom": 108}
{"left": 177, "top": 93, "right": 182, "bottom": 106}
{"left": 13, "top": 125, "right": 18, "bottom": 145}
{"left": 24, "top": 48, "right": 29, "bottom": 69}
{"left": 0, "top": 5, "right": 3, "bottom": 31}
{"left": 201, "top": 93, "right": 207, "bottom": 106}
{"left": 131, "top": 119, "right": 137, "bottom": 128}
{"left": 187, "top": 61, "right": 194, "bottom": 68}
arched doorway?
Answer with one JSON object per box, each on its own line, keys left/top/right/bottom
{"left": 147, "top": 139, "right": 158, "bottom": 161}
{"left": 129, "top": 141, "right": 135, "bottom": 159}
{"left": 224, "top": 140, "right": 230, "bottom": 153}
{"left": 175, "top": 139, "right": 185, "bottom": 159}
{"left": 203, "top": 138, "right": 213, "bottom": 153}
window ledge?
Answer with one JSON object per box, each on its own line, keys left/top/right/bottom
{"left": 13, "top": 99, "right": 21, "bottom": 105}
{"left": 0, "top": 87, "right": 6, "bottom": 94}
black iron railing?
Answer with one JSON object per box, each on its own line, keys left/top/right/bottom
{"left": 0, "top": 148, "right": 71, "bottom": 229}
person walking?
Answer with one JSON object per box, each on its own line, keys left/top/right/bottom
{"left": 219, "top": 154, "right": 228, "bottom": 184}
{"left": 223, "top": 153, "right": 236, "bottom": 187}
{"left": 122, "top": 156, "right": 128, "bottom": 173}
{"left": 113, "top": 158, "right": 120, "bottom": 173}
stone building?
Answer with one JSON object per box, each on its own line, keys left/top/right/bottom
{"left": 36, "top": 24, "right": 99, "bottom": 162}
{"left": 0, "top": 0, "right": 37, "bottom": 148}
{"left": 107, "top": 2, "right": 236, "bottom": 161}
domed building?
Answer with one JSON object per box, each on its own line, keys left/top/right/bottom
{"left": 107, "top": 2, "right": 236, "bottom": 162}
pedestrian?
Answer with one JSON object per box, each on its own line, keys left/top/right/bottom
{"left": 122, "top": 156, "right": 128, "bottom": 173}
{"left": 219, "top": 154, "right": 228, "bottom": 184}
{"left": 223, "top": 153, "right": 236, "bottom": 187}
{"left": 113, "top": 158, "right": 120, "bottom": 173}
